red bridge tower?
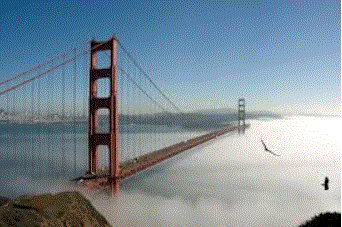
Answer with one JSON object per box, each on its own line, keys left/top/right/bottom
{"left": 88, "top": 37, "right": 120, "bottom": 179}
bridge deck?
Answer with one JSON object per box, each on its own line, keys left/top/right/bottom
{"left": 74, "top": 124, "right": 250, "bottom": 185}
{"left": 119, "top": 124, "right": 249, "bottom": 179}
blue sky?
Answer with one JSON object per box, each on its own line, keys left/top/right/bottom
{"left": 0, "top": 0, "right": 340, "bottom": 115}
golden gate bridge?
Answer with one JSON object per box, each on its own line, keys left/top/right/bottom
{"left": 0, "top": 36, "right": 247, "bottom": 196}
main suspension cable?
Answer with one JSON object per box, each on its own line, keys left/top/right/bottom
{"left": 117, "top": 39, "right": 183, "bottom": 113}
{"left": 0, "top": 41, "right": 89, "bottom": 86}
{"left": 118, "top": 66, "right": 174, "bottom": 117}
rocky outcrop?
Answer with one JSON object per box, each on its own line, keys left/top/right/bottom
{"left": 0, "top": 191, "right": 110, "bottom": 227}
{"left": 0, "top": 196, "right": 10, "bottom": 207}
{"left": 299, "top": 212, "right": 341, "bottom": 227}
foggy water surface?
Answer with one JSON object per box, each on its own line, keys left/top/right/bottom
{"left": 0, "top": 116, "right": 340, "bottom": 226}
{"left": 95, "top": 116, "right": 340, "bottom": 227}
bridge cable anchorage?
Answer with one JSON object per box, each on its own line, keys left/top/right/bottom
{"left": 0, "top": 41, "right": 89, "bottom": 87}
{"left": 0, "top": 41, "right": 108, "bottom": 97}
{"left": 116, "top": 39, "right": 183, "bottom": 114}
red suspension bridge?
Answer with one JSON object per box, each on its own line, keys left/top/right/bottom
{"left": 0, "top": 36, "right": 247, "bottom": 196}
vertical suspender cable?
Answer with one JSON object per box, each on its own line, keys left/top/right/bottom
{"left": 5, "top": 91, "right": 9, "bottom": 162}
{"left": 61, "top": 62, "right": 66, "bottom": 178}
{"left": 137, "top": 62, "right": 141, "bottom": 158}
{"left": 81, "top": 52, "right": 87, "bottom": 172}
{"left": 12, "top": 88, "right": 17, "bottom": 174}
{"left": 73, "top": 48, "right": 77, "bottom": 179}
{"left": 30, "top": 80, "right": 34, "bottom": 176}
{"left": 126, "top": 59, "right": 130, "bottom": 160}
{"left": 37, "top": 73, "right": 41, "bottom": 177}
{"left": 23, "top": 84, "right": 28, "bottom": 171}
{"left": 134, "top": 60, "right": 138, "bottom": 159}
{"left": 47, "top": 60, "right": 52, "bottom": 178}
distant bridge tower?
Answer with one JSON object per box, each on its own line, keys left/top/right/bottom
{"left": 89, "top": 37, "right": 120, "bottom": 179}
{"left": 238, "top": 98, "right": 246, "bottom": 133}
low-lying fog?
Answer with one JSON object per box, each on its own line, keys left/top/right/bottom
{"left": 90, "top": 116, "right": 340, "bottom": 226}
{"left": 1, "top": 116, "right": 340, "bottom": 226}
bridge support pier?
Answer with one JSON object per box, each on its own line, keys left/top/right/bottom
{"left": 89, "top": 37, "right": 120, "bottom": 179}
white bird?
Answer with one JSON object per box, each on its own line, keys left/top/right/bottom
{"left": 261, "top": 138, "right": 280, "bottom": 156}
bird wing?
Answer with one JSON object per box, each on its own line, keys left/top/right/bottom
{"left": 261, "top": 139, "right": 267, "bottom": 150}
{"left": 261, "top": 138, "right": 280, "bottom": 156}
{"left": 266, "top": 149, "right": 281, "bottom": 156}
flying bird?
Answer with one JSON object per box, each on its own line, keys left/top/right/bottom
{"left": 261, "top": 138, "right": 280, "bottom": 156}
{"left": 321, "top": 177, "right": 329, "bottom": 190}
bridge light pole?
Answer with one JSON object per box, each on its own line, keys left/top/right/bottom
{"left": 89, "top": 37, "right": 120, "bottom": 180}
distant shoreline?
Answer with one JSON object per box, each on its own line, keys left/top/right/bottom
{"left": 282, "top": 113, "right": 341, "bottom": 118}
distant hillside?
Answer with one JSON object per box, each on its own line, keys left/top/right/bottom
{"left": 189, "top": 108, "right": 282, "bottom": 118}
{"left": 285, "top": 113, "right": 341, "bottom": 117}
{"left": 98, "top": 108, "right": 283, "bottom": 130}
{"left": 248, "top": 110, "right": 283, "bottom": 118}
{"left": 189, "top": 108, "right": 236, "bottom": 115}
